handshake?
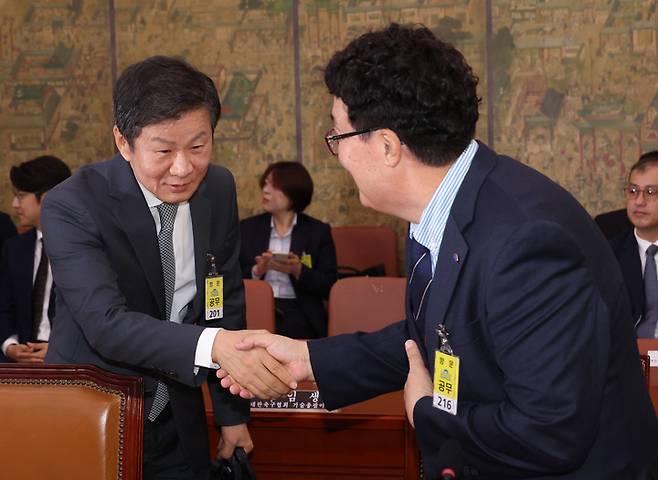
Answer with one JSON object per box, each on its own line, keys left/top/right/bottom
{"left": 210, "top": 330, "right": 313, "bottom": 399}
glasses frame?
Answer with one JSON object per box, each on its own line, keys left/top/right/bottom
{"left": 324, "top": 128, "right": 377, "bottom": 156}
{"left": 624, "top": 184, "right": 658, "bottom": 202}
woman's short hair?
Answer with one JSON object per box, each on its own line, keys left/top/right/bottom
{"left": 259, "top": 161, "right": 314, "bottom": 213}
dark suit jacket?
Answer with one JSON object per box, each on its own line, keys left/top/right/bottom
{"left": 595, "top": 208, "right": 632, "bottom": 239}
{"left": 239, "top": 212, "right": 337, "bottom": 337}
{"left": 309, "top": 142, "right": 658, "bottom": 479}
{"left": 0, "top": 228, "right": 56, "bottom": 362}
{"left": 41, "top": 154, "right": 248, "bottom": 473}
{"left": 0, "top": 211, "right": 17, "bottom": 255}
{"left": 608, "top": 227, "right": 644, "bottom": 326}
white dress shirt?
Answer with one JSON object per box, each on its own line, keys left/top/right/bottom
{"left": 634, "top": 230, "right": 658, "bottom": 337}
{"left": 1, "top": 230, "right": 53, "bottom": 355}
{"left": 252, "top": 215, "right": 297, "bottom": 299}
{"left": 137, "top": 183, "right": 219, "bottom": 370}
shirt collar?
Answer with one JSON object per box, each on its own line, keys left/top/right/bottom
{"left": 136, "top": 180, "right": 187, "bottom": 208}
{"left": 270, "top": 213, "right": 298, "bottom": 237}
{"left": 634, "top": 229, "right": 658, "bottom": 255}
{"left": 409, "top": 139, "right": 478, "bottom": 255}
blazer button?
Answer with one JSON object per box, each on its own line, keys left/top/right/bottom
{"left": 452, "top": 253, "right": 460, "bottom": 263}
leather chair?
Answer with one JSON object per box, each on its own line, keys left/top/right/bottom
{"left": 244, "top": 279, "right": 275, "bottom": 332}
{"left": 331, "top": 225, "right": 399, "bottom": 277}
{"left": 328, "top": 276, "right": 407, "bottom": 335}
{"left": 0, "top": 363, "right": 143, "bottom": 480}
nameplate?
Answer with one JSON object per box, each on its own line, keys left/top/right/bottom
{"left": 249, "top": 387, "right": 327, "bottom": 412}
{"left": 648, "top": 350, "right": 658, "bottom": 367}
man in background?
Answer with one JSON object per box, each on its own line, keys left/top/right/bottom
{"left": 0, "top": 155, "right": 70, "bottom": 363}
{"left": 41, "top": 56, "right": 293, "bottom": 479}
{"left": 608, "top": 151, "right": 658, "bottom": 337}
{"left": 223, "top": 24, "right": 658, "bottom": 479}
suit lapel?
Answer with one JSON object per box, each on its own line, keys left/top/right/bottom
{"left": 190, "top": 183, "right": 211, "bottom": 320}
{"left": 255, "top": 214, "right": 272, "bottom": 256}
{"left": 18, "top": 230, "right": 36, "bottom": 339}
{"left": 108, "top": 156, "right": 165, "bottom": 319}
{"left": 425, "top": 218, "right": 468, "bottom": 341}
{"left": 290, "top": 214, "right": 307, "bottom": 256}
{"left": 421, "top": 142, "right": 495, "bottom": 344}
{"left": 618, "top": 230, "right": 644, "bottom": 321}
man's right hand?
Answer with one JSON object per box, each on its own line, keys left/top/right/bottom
{"left": 217, "top": 332, "right": 314, "bottom": 398}
{"left": 211, "top": 329, "right": 297, "bottom": 399}
{"left": 6, "top": 343, "right": 45, "bottom": 363}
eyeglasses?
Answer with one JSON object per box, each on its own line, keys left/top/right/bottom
{"left": 624, "top": 184, "right": 658, "bottom": 202}
{"left": 324, "top": 128, "right": 377, "bottom": 156}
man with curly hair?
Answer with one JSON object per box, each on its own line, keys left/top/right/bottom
{"left": 223, "top": 24, "right": 658, "bottom": 478}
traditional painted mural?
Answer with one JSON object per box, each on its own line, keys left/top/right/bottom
{"left": 1, "top": 0, "right": 656, "bottom": 255}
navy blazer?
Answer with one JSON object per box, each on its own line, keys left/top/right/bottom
{"left": 239, "top": 212, "right": 337, "bottom": 337}
{"left": 608, "top": 227, "right": 644, "bottom": 326}
{"left": 309, "top": 142, "right": 658, "bottom": 479}
{"left": 41, "top": 155, "right": 248, "bottom": 473}
{"left": 0, "top": 228, "right": 55, "bottom": 361}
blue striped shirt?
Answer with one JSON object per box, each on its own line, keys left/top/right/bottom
{"left": 409, "top": 139, "right": 478, "bottom": 272}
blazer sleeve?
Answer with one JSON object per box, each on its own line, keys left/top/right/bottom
{"left": 308, "top": 319, "right": 410, "bottom": 409}
{"left": 0, "top": 244, "right": 17, "bottom": 347}
{"left": 41, "top": 188, "right": 205, "bottom": 387}
{"left": 292, "top": 222, "right": 338, "bottom": 300}
{"left": 413, "top": 221, "right": 610, "bottom": 476}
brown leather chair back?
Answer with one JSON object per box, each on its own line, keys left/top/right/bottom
{"left": 244, "top": 279, "right": 276, "bottom": 332}
{"left": 0, "top": 364, "right": 143, "bottom": 480}
{"left": 328, "top": 276, "right": 407, "bottom": 335}
{"left": 331, "top": 226, "right": 399, "bottom": 277}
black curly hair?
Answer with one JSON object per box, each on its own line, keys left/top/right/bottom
{"left": 324, "top": 23, "right": 480, "bottom": 166}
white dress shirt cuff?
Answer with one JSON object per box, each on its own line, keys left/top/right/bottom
{"left": 195, "top": 328, "right": 221, "bottom": 370}
{"left": 1, "top": 335, "right": 19, "bottom": 356}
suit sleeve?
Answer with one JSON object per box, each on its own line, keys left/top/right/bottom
{"left": 308, "top": 319, "right": 410, "bottom": 410}
{"left": 0, "top": 243, "right": 17, "bottom": 347}
{"left": 41, "top": 187, "right": 205, "bottom": 387}
{"left": 292, "top": 222, "right": 338, "bottom": 300}
{"left": 414, "top": 221, "right": 609, "bottom": 477}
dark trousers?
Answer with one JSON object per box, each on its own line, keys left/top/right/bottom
{"left": 275, "top": 297, "right": 318, "bottom": 339}
{"left": 143, "top": 404, "right": 207, "bottom": 480}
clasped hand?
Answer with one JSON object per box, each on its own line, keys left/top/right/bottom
{"left": 215, "top": 332, "right": 313, "bottom": 399}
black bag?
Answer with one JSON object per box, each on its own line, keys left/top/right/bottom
{"left": 210, "top": 447, "right": 256, "bottom": 480}
{"left": 337, "top": 263, "right": 386, "bottom": 279}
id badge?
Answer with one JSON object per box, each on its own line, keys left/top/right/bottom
{"left": 433, "top": 350, "right": 460, "bottom": 415}
{"left": 205, "top": 275, "right": 223, "bottom": 320}
{"left": 205, "top": 253, "right": 223, "bottom": 321}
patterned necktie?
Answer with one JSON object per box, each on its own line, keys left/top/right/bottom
{"left": 637, "top": 244, "right": 658, "bottom": 338}
{"left": 148, "top": 202, "right": 179, "bottom": 422}
{"left": 32, "top": 238, "right": 49, "bottom": 341}
{"left": 408, "top": 237, "right": 433, "bottom": 326}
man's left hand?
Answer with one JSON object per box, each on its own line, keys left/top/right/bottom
{"left": 404, "top": 339, "right": 432, "bottom": 428}
{"left": 217, "top": 423, "right": 253, "bottom": 459}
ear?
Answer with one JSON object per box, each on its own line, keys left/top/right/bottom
{"left": 113, "top": 126, "right": 132, "bottom": 161}
{"left": 380, "top": 129, "right": 403, "bottom": 168}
